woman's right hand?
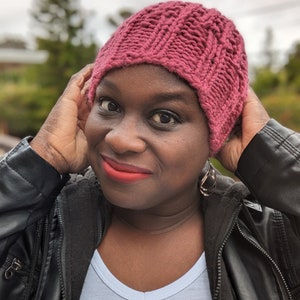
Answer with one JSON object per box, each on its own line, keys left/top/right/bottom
{"left": 30, "top": 64, "right": 94, "bottom": 174}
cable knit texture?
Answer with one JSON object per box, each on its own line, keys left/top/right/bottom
{"left": 88, "top": 1, "right": 248, "bottom": 155}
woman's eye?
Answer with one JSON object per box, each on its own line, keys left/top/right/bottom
{"left": 150, "top": 110, "right": 181, "bottom": 128}
{"left": 97, "top": 98, "right": 120, "bottom": 113}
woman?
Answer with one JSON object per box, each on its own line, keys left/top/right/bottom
{"left": 1, "top": 1, "right": 300, "bottom": 299}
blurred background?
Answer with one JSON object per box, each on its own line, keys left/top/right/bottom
{"left": 1, "top": 0, "right": 300, "bottom": 167}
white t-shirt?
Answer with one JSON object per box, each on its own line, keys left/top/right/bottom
{"left": 80, "top": 250, "right": 212, "bottom": 300}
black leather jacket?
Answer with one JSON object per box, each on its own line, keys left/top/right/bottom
{"left": 0, "top": 119, "right": 299, "bottom": 300}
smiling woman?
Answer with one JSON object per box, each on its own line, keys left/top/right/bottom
{"left": 0, "top": 1, "right": 300, "bottom": 300}
{"left": 86, "top": 64, "right": 209, "bottom": 212}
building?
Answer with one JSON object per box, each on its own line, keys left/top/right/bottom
{"left": 0, "top": 48, "right": 48, "bottom": 71}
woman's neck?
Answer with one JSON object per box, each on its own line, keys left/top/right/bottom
{"left": 112, "top": 195, "right": 202, "bottom": 235}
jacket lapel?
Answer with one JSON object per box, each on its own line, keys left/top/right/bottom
{"left": 59, "top": 170, "right": 109, "bottom": 300}
{"left": 202, "top": 174, "right": 249, "bottom": 299}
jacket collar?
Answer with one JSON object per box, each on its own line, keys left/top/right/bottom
{"left": 201, "top": 172, "right": 250, "bottom": 299}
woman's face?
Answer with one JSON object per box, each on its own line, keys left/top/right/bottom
{"left": 85, "top": 64, "right": 209, "bottom": 212}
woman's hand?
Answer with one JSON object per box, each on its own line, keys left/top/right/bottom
{"left": 217, "top": 87, "right": 270, "bottom": 172}
{"left": 30, "top": 64, "right": 94, "bottom": 174}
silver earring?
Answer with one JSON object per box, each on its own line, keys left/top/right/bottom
{"left": 199, "top": 161, "right": 216, "bottom": 197}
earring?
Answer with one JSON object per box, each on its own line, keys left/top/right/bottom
{"left": 199, "top": 161, "right": 216, "bottom": 197}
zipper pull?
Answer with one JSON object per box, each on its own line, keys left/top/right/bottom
{"left": 4, "top": 258, "right": 22, "bottom": 280}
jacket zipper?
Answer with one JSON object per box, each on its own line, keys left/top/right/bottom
{"left": 213, "top": 206, "right": 242, "bottom": 300}
{"left": 4, "top": 257, "right": 23, "bottom": 279}
{"left": 34, "top": 208, "right": 55, "bottom": 300}
{"left": 56, "top": 204, "right": 66, "bottom": 300}
{"left": 22, "top": 219, "right": 44, "bottom": 300}
{"left": 236, "top": 222, "right": 293, "bottom": 300}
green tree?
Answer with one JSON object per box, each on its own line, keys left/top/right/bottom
{"left": 251, "top": 37, "right": 300, "bottom": 135}
{"left": 107, "top": 9, "right": 133, "bottom": 28}
{"left": 252, "top": 28, "right": 281, "bottom": 97}
{"left": 261, "top": 92, "right": 300, "bottom": 132}
{"left": 252, "top": 67, "right": 280, "bottom": 97}
{"left": 284, "top": 42, "right": 300, "bottom": 93}
{"left": 30, "top": 0, "right": 98, "bottom": 96}
{"left": 0, "top": 0, "right": 99, "bottom": 137}
{"left": 262, "top": 27, "right": 276, "bottom": 69}
{"left": 0, "top": 66, "right": 56, "bottom": 137}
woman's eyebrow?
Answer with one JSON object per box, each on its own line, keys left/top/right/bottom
{"left": 96, "top": 79, "right": 196, "bottom": 104}
{"left": 96, "top": 78, "right": 120, "bottom": 92}
{"left": 151, "top": 91, "right": 196, "bottom": 105}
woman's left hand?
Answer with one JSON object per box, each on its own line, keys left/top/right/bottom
{"left": 217, "top": 87, "right": 270, "bottom": 172}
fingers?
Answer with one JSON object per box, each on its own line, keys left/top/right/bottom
{"left": 54, "top": 64, "right": 94, "bottom": 130}
{"left": 78, "top": 95, "right": 91, "bottom": 131}
{"left": 81, "top": 78, "right": 92, "bottom": 100}
{"left": 30, "top": 64, "right": 95, "bottom": 173}
{"left": 242, "top": 87, "right": 270, "bottom": 137}
{"left": 61, "top": 64, "right": 94, "bottom": 104}
{"left": 72, "top": 63, "right": 94, "bottom": 90}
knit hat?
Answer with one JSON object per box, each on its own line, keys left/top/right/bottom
{"left": 88, "top": 1, "right": 248, "bottom": 156}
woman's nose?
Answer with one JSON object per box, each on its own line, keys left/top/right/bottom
{"left": 104, "top": 118, "right": 147, "bottom": 154}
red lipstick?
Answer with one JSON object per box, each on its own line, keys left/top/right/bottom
{"left": 102, "top": 156, "right": 152, "bottom": 183}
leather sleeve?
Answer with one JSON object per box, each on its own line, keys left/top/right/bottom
{"left": 236, "top": 120, "right": 300, "bottom": 297}
{"left": 236, "top": 119, "right": 300, "bottom": 217}
{"left": 0, "top": 137, "right": 68, "bottom": 255}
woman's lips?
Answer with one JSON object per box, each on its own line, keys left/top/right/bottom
{"left": 102, "top": 156, "right": 152, "bottom": 183}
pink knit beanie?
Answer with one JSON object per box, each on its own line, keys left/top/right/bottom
{"left": 88, "top": 1, "right": 248, "bottom": 156}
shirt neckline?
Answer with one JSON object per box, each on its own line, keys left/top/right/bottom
{"left": 91, "top": 250, "right": 207, "bottom": 299}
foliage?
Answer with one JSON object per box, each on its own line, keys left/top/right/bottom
{"left": 0, "top": 68, "right": 56, "bottom": 137}
{"left": 251, "top": 33, "right": 300, "bottom": 133}
{"left": 32, "top": 39, "right": 97, "bottom": 94}
{"left": 0, "top": 0, "right": 99, "bottom": 137}
{"left": 251, "top": 28, "right": 281, "bottom": 97}
{"left": 107, "top": 9, "right": 133, "bottom": 27}
{"left": 30, "top": 0, "right": 98, "bottom": 96}
{"left": 284, "top": 42, "right": 300, "bottom": 93}
{"left": 261, "top": 91, "right": 300, "bottom": 132}
{"left": 261, "top": 27, "right": 277, "bottom": 69}
{"left": 252, "top": 67, "right": 281, "bottom": 97}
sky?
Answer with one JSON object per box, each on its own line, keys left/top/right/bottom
{"left": 1, "top": 0, "right": 300, "bottom": 69}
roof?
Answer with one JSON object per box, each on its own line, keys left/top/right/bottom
{"left": 0, "top": 48, "right": 48, "bottom": 64}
